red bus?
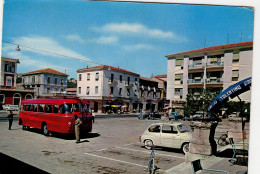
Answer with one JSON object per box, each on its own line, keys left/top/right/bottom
{"left": 18, "top": 98, "right": 94, "bottom": 136}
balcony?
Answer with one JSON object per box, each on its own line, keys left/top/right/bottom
{"left": 206, "top": 62, "right": 224, "bottom": 67}
{"left": 188, "top": 64, "right": 204, "bottom": 73}
{"left": 188, "top": 78, "right": 203, "bottom": 84}
{"left": 205, "top": 77, "right": 223, "bottom": 87}
{"left": 108, "top": 79, "right": 118, "bottom": 86}
{"left": 206, "top": 62, "right": 224, "bottom": 72}
{"left": 125, "top": 82, "right": 133, "bottom": 88}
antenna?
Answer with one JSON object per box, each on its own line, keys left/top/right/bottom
{"left": 204, "top": 34, "right": 207, "bottom": 47}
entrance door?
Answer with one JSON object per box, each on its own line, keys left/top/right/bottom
{"left": 94, "top": 102, "right": 98, "bottom": 112}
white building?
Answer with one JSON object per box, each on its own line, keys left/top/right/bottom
{"left": 165, "top": 41, "right": 253, "bottom": 114}
{"left": 77, "top": 65, "right": 140, "bottom": 113}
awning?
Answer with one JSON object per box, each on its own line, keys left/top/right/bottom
{"left": 163, "top": 106, "right": 172, "bottom": 110}
{"left": 80, "top": 100, "right": 89, "bottom": 105}
{"left": 111, "top": 105, "right": 121, "bottom": 107}
{"left": 208, "top": 77, "right": 251, "bottom": 111}
{"left": 102, "top": 104, "right": 110, "bottom": 107}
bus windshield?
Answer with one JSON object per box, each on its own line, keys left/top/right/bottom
{"left": 60, "top": 103, "right": 79, "bottom": 114}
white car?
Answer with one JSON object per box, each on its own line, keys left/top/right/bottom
{"left": 140, "top": 122, "right": 192, "bottom": 154}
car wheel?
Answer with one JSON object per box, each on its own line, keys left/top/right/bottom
{"left": 42, "top": 123, "right": 49, "bottom": 136}
{"left": 144, "top": 139, "right": 153, "bottom": 150}
{"left": 182, "top": 143, "right": 189, "bottom": 154}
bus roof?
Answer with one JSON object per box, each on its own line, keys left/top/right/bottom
{"left": 21, "top": 98, "right": 80, "bottom": 105}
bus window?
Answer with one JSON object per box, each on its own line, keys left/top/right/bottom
{"left": 33, "top": 104, "right": 38, "bottom": 112}
{"left": 39, "top": 104, "right": 45, "bottom": 112}
{"left": 53, "top": 105, "right": 59, "bottom": 114}
{"left": 60, "top": 103, "right": 79, "bottom": 114}
{"left": 45, "top": 105, "right": 53, "bottom": 113}
{"left": 25, "top": 104, "right": 32, "bottom": 112}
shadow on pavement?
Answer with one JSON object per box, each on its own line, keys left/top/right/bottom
{"left": 23, "top": 128, "right": 100, "bottom": 140}
{"left": 216, "top": 148, "right": 248, "bottom": 166}
{"left": 0, "top": 152, "right": 50, "bottom": 174}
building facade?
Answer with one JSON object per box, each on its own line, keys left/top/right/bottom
{"left": 21, "top": 68, "right": 68, "bottom": 97}
{"left": 166, "top": 41, "right": 253, "bottom": 114}
{"left": 0, "top": 57, "right": 34, "bottom": 107}
{"left": 77, "top": 65, "right": 139, "bottom": 113}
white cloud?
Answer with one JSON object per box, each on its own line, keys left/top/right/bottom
{"left": 92, "top": 22, "right": 179, "bottom": 39}
{"left": 122, "top": 43, "right": 154, "bottom": 51}
{"left": 4, "top": 36, "right": 93, "bottom": 64}
{"left": 93, "top": 36, "right": 118, "bottom": 44}
{"left": 64, "top": 34, "right": 85, "bottom": 43}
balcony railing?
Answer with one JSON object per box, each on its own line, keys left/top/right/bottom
{"left": 206, "top": 62, "right": 224, "bottom": 67}
{"left": 188, "top": 64, "right": 204, "bottom": 69}
{"left": 108, "top": 79, "right": 118, "bottom": 86}
{"left": 188, "top": 79, "right": 203, "bottom": 84}
{"left": 206, "top": 78, "right": 223, "bottom": 83}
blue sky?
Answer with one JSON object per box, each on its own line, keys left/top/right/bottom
{"left": 1, "top": 0, "right": 254, "bottom": 79}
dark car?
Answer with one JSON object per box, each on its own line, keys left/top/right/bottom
{"left": 169, "top": 112, "right": 183, "bottom": 120}
{"left": 148, "top": 112, "right": 161, "bottom": 120}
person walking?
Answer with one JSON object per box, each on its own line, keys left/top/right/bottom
{"left": 7, "top": 111, "right": 15, "bottom": 130}
{"left": 74, "top": 115, "right": 82, "bottom": 143}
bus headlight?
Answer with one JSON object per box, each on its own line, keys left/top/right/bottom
{"left": 68, "top": 122, "right": 71, "bottom": 125}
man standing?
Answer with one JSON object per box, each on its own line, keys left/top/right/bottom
{"left": 74, "top": 115, "right": 82, "bottom": 143}
{"left": 7, "top": 111, "right": 15, "bottom": 130}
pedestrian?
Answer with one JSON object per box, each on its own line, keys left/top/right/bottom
{"left": 74, "top": 115, "right": 82, "bottom": 143}
{"left": 7, "top": 111, "right": 15, "bottom": 130}
{"left": 91, "top": 110, "right": 95, "bottom": 123}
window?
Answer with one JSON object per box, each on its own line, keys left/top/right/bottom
{"left": 39, "top": 104, "right": 45, "bottom": 112}
{"left": 232, "top": 70, "right": 239, "bottom": 81}
{"left": 95, "top": 73, "right": 99, "bottom": 81}
{"left": 47, "top": 87, "right": 50, "bottom": 94}
{"left": 47, "top": 77, "right": 51, "bottom": 84}
{"left": 175, "top": 88, "right": 183, "bottom": 95}
{"left": 45, "top": 105, "right": 53, "bottom": 113}
{"left": 55, "top": 78, "right": 58, "bottom": 85}
{"left": 233, "top": 52, "right": 239, "bottom": 63}
{"left": 61, "top": 79, "right": 64, "bottom": 85}
{"left": 5, "top": 62, "right": 15, "bottom": 73}
{"left": 33, "top": 104, "right": 38, "bottom": 112}
{"left": 162, "top": 125, "right": 178, "bottom": 134}
{"left": 86, "top": 87, "right": 90, "bottom": 95}
{"left": 79, "top": 74, "right": 82, "bottom": 81}
{"left": 127, "top": 77, "right": 130, "bottom": 84}
{"left": 6, "top": 77, "right": 12, "bottom": 86}
{"left": 13, "top": 93, "right": 21, "bottom": 105}
{"left": 176, "top": 59, "right": 183, "bottom": 66}
{"left": 53, "top": 105, "right": 59, "bottom": 113}
{"left": 0, "top": 94, "right": 5, "bottom": 104}
{"left": 110, "top": 87, "right": 114, "bottom": 94}
{"left": 119, "top": 88, "right": 122, "bottom": 95}
{"left": 127, "top": 88, "right": 130, "bottom": 96}
{"left": 95, "top": 86, "right": 98, "bottom": 94}
{"left": 24, "top": 104, "right": 32, "bottom": 112}
{"left": 148, "top": 125, "right": 161, "bottom": 133}
{"left": 175, "top": 74, "right": 181, "bottom": 80}
{"left": 120, "top": 75, "right": 123, "bottom": 82}
{"left": 32, "top": 76, "right": 35, "bottom": 83}
{"left": 111, "top": 74, "right": 114, "bottom": 82}
{"left": 87, "top": 73, "right": 90, "bottom": 81}
{"left": 78, "top": 87, "right": 81, "bottom": 94}
{"left": 59, "top": 103, "right": 79, "bottom": 114}
{"left": 210, "top": 58, "right": 218, "bottom": 63}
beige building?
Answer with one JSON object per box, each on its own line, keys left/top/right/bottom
{"left": 77, "top": 65, "right": 139, "bottom": 113}
{"left": 166, "top": 41, "right": 253, "bottom": 114}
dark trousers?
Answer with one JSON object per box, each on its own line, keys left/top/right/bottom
{"left": 9, "top": 119, "right": 13, "bottom": 130}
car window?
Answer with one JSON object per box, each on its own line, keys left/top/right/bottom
{"left": 177, "top": 124, "right": 189, "bottom": 133}
{"left": 148, "top": 125, "right": 161, "bottom": 133}
{"left": 162, "top": 125, "right": 178, "bottom": 134}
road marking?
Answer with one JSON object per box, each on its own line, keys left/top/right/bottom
{"left": 115, "top": 147, "right": 185, "bottom": 159}
{"left": 96, "top": 148, "right": 107, "bottom": 152}
{"left": 84, "top": 152, "right": 147, "bottom": 168}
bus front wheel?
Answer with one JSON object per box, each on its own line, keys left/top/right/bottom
{"left": 42, "top": 123, "right": 49, "bottom": 136}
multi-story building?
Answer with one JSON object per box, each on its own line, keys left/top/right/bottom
{"left": 0, "top": 57, "right": 34, "bottom": 107}
{"left": 21, "top": 68, "right": 68, "bottom": 97}
{"left": 152, "top": 74, "right": 168, "bottom": 110}
{"left": 166, "top": 41, "right": 253, "bottom": 114}
{"left": 77, "top": 65, "right": 139, "bottom": 113}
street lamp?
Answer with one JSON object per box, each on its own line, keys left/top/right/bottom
{"left": 15, "top": 45, "right": 21, "bottom": 51}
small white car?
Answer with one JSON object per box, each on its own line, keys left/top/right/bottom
{"left": 140, "top": 122, "right": 192, "bottom": 154}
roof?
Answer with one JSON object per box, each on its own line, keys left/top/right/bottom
{"left": 77, "top": 65, "right": 139, "bottom": 76}
{"left": 22, "top": 98, "right": 78, "bottom": 104}
{"left": 154, "top": 74, "right": 167, "bottom": 78}
{"left": 139, "top": 76, "right": 158, "bottom": 83}
{"left": 1, "top": 57, "right": 20, "bottom": 63}
{"left": 22, "top": 68, "right": 68, "bottom": 76}
{"left": 166, "top": 41, "right": 253, "bottom": 57}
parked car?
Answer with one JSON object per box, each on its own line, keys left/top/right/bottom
{"left": 168, "top": 112, "right": 183, "bottom": 120}
{"left": 138, "top": 112, "right": 161, "bottom": 120}
{"left": 140, "top": 122, "right": 192, "bottom": 154}
{"left": 192, "top": 111, "right": 222, "bottom": 122}
{"left": 192, "top": 111, "right": 204, "bottom": 120}
{"left": 138, "top": 112, "right": 150, "bottom": 119}
{"left": 3, "top": 105, "right": 15, "bottom": 111}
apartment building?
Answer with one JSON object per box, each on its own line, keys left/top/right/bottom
{"left": 166, "top": 41, "right": 253, "bottom": 114}
{"left": 77, "top": 65, "right": 139, "bottom": 113}
{"left": 22, "top": 68, "right": 68, "bottom": 97}
{"left": 0, "top": 57, "right": 34, "bottom": 107}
